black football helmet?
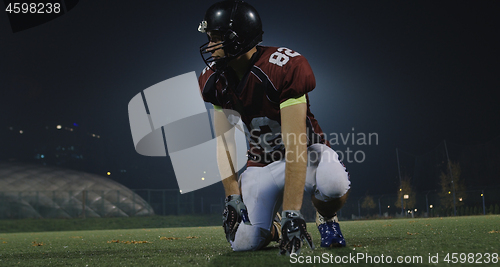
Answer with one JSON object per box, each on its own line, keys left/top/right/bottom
{"left": 198, "top": 0, "right": 263, "bottom": 71}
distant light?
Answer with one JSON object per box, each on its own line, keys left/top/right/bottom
{"left": 56, "top": 125, "right": 62, "bottom": 130}
{"left": 407, "top": 210, "right": 411, "bottom": 213}
{"left": 19, "top": 130, "right": 23, "bottom": 134}
{"left": 201, "top": 177, "right": 205, "bottom": 181}
{"left": 387, "top": 205, "right": 390, "bottom": 208}
{"left": 107, "top": 172, "right": 111, "bottom": 176}
{"left": 179, "top": 190, "right": 182, "bottom": 193}
{"left": 448, "top": 191, "right": 451, "bottom": 194}
{"left": 414, "top": 209, "right": 417, "bottom": 212}
{"left": 481, "top": 193, "right": 483, "bottom": 197}
{"left": 203, "top": 171, "right": 206, "bottom": 174}
{"left": 430, "top": 205, "right": 433, "bottom": 209}
{"left": 73, "top": 123, "right": 79, "bottom": 127}
{"left": 41, "top": 154, "right": 45, "bottom": 159}
{"left": 69, "top": 128, "right": 74, "bottom": 132}
{"left": 97, "top": 135, "right": 100, "bottom": 138}
{"left": 459, "top": 198, "right": 463, "bottom": 202}
{"left": 92, "top": 134, "right": 96, "bottom": 137}
{"left": 399, "top": 188, "right": 402, "bottom": 191}
{"left": 403, "top": 194, "right": 409, "bottom": 199}
{"left": 8, "top": 127, "right": 13, "bottom": 130}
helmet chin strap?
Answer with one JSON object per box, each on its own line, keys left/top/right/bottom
{"left": 214, "top": 59, "right": 229, "bottom": 74}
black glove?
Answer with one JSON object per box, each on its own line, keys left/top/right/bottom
{"left": 279, "top": 210, "right": 314, "bottom": 255}
{"left": 222, "top": 194, "right": 251, "bottom": 242}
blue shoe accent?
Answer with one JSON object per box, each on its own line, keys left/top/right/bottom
{"left": 317, "top": 221, "right": 346, "bottom": 247}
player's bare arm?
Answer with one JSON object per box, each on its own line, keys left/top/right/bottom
{"left": 279, "top": 102, "right": 315, "bottom": 255}
{"left": 214, "top": 108, "right": 251, "bottom": 241}
{"left": 213, "top": 108, "right": 239, "bottom": 196}
{"left": 280, "top": 102, "right": 308, "bottom": 211}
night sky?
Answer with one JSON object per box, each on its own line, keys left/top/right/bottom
{"left": 1, "top": 0, "right": 499, "bottom": 197}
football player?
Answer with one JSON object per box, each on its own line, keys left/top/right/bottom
{"left": 197, "top": 0, "right": 351, "bottom": 255}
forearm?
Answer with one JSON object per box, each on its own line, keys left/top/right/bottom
{"left": 213, "top": 108, "right": 240, "bottom": 197}
{"left": 280, "top": 102, "right": 308, "bottom": 211}
{"left": 283, "top": 137, "right": 307, "bottom": 210}
{"left": 216, "top": 133, "right": 240, "bottom": 196}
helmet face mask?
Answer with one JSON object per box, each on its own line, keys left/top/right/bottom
{"left": 199, "top": 0, "right": 263, "bottom": 72}
{"left": 199, "top": 30, "right": 238, "bottom": 69}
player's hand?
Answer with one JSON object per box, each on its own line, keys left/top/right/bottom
{"left": 279, "top": 210, "right": 314, "bottom": 256}
{"left": 222, "top": 194, "right": 251, "bottom": 242}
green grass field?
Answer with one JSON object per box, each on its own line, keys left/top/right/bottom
{"left": 0, "top": 215, "right": 499, "bottom": 266}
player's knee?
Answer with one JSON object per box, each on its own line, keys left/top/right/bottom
{"left": 315, "top": 178, "right": 350, "bottom": 201}
{"left": 315, "top": 150, "right": 351, "bottom": 201}
{"left": 231, "top": 226, "right": 270, "bottom": 252}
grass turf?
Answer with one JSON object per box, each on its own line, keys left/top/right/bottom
{"left": 0, "top": 215, "right": 498, "bottom": 266}
{"left": 0, "top": 215, "right": 222, "bottom": 234}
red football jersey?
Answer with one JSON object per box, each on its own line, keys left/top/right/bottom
{"left": 198, "top": 46, "right": 328, "bottom": 167}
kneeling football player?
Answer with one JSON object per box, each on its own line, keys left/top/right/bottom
{"left": 197, "top": 0, "right": 351, "bottom": 255}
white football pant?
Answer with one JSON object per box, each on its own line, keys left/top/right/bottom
{"left": 230, "top": 144, "right": 350, "bottom": 251}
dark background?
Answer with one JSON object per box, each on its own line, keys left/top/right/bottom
{"left": 1, "top": 0, "right": 499, "bottom": 199}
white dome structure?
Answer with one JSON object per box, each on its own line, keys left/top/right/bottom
{"left": 0, "top": 162, "right": 154, "bottom": 219}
